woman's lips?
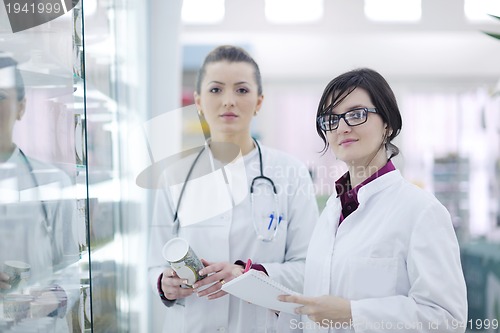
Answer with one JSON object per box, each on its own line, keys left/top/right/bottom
{"left": 339, "top": 138, "right": 357, "bottom": 146}
{"left": 220, "top": 112, "right": 238, "bottom": 119}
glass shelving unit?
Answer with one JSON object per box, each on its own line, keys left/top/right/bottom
{"left": 0, "top": 0, "right": 148, "bottom": 331}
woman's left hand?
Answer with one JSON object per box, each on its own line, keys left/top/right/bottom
{"left": 193, "top": 259, "right": 244, "bottom": 300}
{"left": 278, "top": 294, "right": 352, "bottom": 326}
{"left": 0, "top": 272, "right": 11, "bottom": 290}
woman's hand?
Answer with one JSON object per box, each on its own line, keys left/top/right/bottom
{"left": 193, "top": 259, "right": 244, "bottom": 300}
{"left": 160, "top": 268, "right": 196, "bottom": 301}
{"left": 278, "top": 294, "right": 352, "bottom": 326}
{"left": 0, "top": 272, "right": 10, "bottom": 290}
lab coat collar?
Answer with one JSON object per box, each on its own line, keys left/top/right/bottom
{"left": 357, "top": 169, "right": 402, "bottom": 205}
{"left": 324, "top": 169, "right": 402, "bottom": 209}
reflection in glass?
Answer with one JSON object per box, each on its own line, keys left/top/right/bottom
{"left": 0, "top": 52, "right": 80, "bottom": 332}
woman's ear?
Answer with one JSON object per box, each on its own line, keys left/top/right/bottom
{"left": 384, "top": 125, "right": 393, "bottom": 137}
{"left": 16, "top": 98, "right": 26, "bottom": 121}
{"left": 254, "top": 94, "right": 264, "bottom": 115}
{"left": 193, "top": 92, "right": 203, "bottom": 116}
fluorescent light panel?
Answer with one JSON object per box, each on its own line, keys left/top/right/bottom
{"left": 464, "top": 0, "right": 500, "bottom": 21}
{"left": 265, "top": 0, "right": 323, "bottom": 24}
{"left": 182, "top": 0, "right": 225, "bottom": 24}
{"left": 364, "top": 0, "right": 421, "bottom": 22}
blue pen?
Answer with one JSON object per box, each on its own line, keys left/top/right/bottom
{"left": 274, "top": 216, "right": 282, "bottom": 230}
{"left": 267, "top": 214, "right": 274, "bottom": 230}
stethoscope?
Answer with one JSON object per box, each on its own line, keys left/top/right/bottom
{"left": 18, "top": 149, "right": 52, "bottom": 236}
{"left": 172, "top": 139, "right": 282, "bottom": 241}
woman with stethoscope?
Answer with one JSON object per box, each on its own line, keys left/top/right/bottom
{"left": 0, "top": 55, "right": 57, "bottom": 283}
{"left": 148, "top": 45, "right": 319, "bottom": 333}
{"left": 0, "top": 54, "right": 79, "bottom": 332}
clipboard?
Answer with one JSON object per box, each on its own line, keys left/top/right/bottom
{"left": 221, "top": 269, "right": 301, "bottom": 314}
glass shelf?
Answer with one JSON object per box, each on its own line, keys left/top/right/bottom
{"left": 0, "top": 0, "right": 133, "bottom": 331}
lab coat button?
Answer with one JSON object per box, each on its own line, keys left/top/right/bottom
{"left": 217, "top": 327, "right": 226, "bottom": 332}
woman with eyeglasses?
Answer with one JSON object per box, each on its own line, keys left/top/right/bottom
{"left": 279, "top": 68, "right": 467, "bottom": 332}
{"left": 148, "top": 45, "right": 318, "bottom": 333}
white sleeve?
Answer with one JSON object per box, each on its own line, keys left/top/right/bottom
{"left": 147, "top": 174, "right": 176, "bottom": 293}
{"left": 52, "top": 198, "right": 81, "bottom": 313}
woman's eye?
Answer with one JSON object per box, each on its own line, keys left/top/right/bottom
{"left": 209, "top": 87, "right": 221, "bottom": 93}
{"left": 236, "top": 88, "right": 248, "bottom": 94}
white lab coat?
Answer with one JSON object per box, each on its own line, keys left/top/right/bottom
{"left": 0, "top": 146, "right": 79, "bottom": 332}
{"left": 300, "top": 170, "right": 467, "bottom": 333}
{"left": 149, "top": 143, "right": 318, "bottom": 333}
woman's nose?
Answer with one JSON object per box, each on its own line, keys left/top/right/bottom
{"left": 337, "top": 118, "right": 351, "bottom": 132}
{"left": 223, "top": 93, "right": 235, "bottom": 107}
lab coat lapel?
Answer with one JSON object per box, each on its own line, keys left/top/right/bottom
{"left": 302, "top": 197, "right": 340, "bottom": 332}
{"left": 305, "top": 196, "right": 340, "bottom": 296}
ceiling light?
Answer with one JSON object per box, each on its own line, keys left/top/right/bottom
{"left": 182, "top": 0, "right": 225, "bottom": 24}
{"left": 464, "top": 0, "right": 500, "bottom": 21}
{"left": 364, "top": 0, "right": 421, "bottom": 22}
{"left": 265, "top": 0, "right": 323, "bottom": 24}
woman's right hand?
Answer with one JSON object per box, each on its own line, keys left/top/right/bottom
{"left": 160, "top": 268, "right": 196, "bottom": 301}
{"left": 0, "top": 272, "right": 11, "bottom": 290}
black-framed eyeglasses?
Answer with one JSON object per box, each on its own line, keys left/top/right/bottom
{"left": 317, "top": 107, "right": 377, "bottom": 131}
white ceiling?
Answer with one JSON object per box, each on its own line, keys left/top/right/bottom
{"left": 180, "top": 0, "right": 500, "bottom": 85}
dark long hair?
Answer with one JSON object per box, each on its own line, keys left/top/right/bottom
{"left": 316, "top": 68, "right": 402, "bottom": 158}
